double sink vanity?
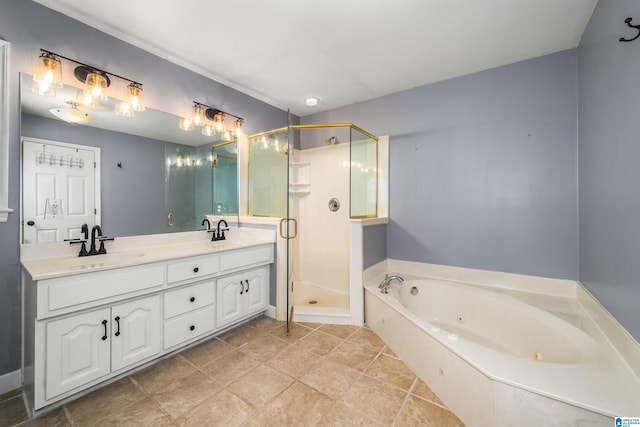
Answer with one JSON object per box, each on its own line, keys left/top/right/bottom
{"left": 20, "top": 227, "right": 275, "bottom": 414}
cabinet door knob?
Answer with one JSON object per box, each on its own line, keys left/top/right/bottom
{"left": 245, "top": 279, "right": 250, "bottom": 293}
{"left": 189, "top": 296, "right": 195, "bottom": 303}
{"left": 240, "top": 280, "right": 244, "bottom": 295}
{"left": 101, "top": 320, "right": 108, "bottom": 341}
{"left": 114, "top": 316, "right": 121, "bottom": 337}
{"left": 193, "top": 267, "right": 199, "bottom": 273}
{"left": 189, "top": 325, "right": 195, "bottom": 331}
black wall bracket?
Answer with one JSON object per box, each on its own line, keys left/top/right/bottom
{"left": 619, "top": 17, "right": 640, "bottom": 42}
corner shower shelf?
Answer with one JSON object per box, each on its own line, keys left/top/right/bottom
{"left": 289, "top": 162, "right": 310, "bottom": 195}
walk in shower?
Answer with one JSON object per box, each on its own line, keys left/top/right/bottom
{"left": 247, "top": 124, "right": 378, "bottom": 327}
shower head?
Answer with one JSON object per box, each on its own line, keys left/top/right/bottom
{"left": 325, "top": 136, "right": 338, "bottom": 145}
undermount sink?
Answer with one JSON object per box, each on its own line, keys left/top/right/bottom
{"left": 53, "top": 252, "right": 145, "bottom": 269}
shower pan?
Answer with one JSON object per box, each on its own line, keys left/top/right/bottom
{"left": 247, "top": 123, "right": 378, "bottom": 329}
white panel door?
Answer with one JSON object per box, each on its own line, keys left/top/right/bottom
{"left": 111, "top": 295, "right": 161, "bottom": 372}
{"left": 244, "top": 267, "right": 268, "bottom": 316}
{"left": 216, "top": 273, "right": 244, "bottom": 328}
{"left": 45, "top": 308, "right": 110, "bottom": 399}
{"left": 22, "top": 138, "right": 99, "bottom": 243}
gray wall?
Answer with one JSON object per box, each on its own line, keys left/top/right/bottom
{"left": 0, "top": 0, "right": 288, "bottom": 376}
{"left": 305, "top": 50, "right": 579, "bottom": 281}
{"left": 578, "top": 0, "right": 640, "bottom": 341}
{"left": 363, "top": 224, "right": 387, "bottom": 269}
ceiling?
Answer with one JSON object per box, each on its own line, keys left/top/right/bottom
{"left": 34, "top": 0, "right": 597, "bottom": 116}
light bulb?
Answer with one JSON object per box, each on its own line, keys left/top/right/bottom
{"left": 193, "top": 104, "right": 205, "bottom": 127}
{"left": 126, "top": 83, "right": 145, "bottom": 112}
{"left": 33, "top": 52, "right": 63, "bottom": 91}
{"left": 235, "top": 118, "right": 244, "bottom": 136}
{"left": 202, "top": 124, "right": 214, "bottom": 136}
{"left": 179, "top": 116, "right": 194, "bottom": 131}
{"left": 85, "top": 72, "right": 108, "bottom": 101}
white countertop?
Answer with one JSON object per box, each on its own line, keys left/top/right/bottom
{"left": 21, "top": 227, "right": 276, "bottom": 281}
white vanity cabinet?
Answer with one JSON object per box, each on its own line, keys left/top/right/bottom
{"left": 22, "top": 241, "right": 274, "bottom": 414}
{"left": 163, "top": 281, "right": 216, "bottom": 349}
{"left": 45, "top": 295, "right": 161, "bottom": 399}
{"left": 216, "top": 266, "right": 268, "bottom": 329}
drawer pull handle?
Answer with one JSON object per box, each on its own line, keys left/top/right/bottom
{"left": 240, "top": 280, "right": 244, "bottom": 295}
{"left": 190, "top": 296, "right": 195, "bottom": 303}
{"left": 189, "top": 325, "right": 195, "bottom": 331}
{"left": 245, "top": 279, "right": 250, "bottom": 293}
{"left": 114, "top": 316, "right": 121, "bottom": 337}
{"left": 101, "top": 320, "right": 108, "bottom": 341}
{"left": 193, "top": 267, "right": 199, "bottom": 273}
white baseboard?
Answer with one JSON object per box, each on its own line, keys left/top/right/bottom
{"left": 0, "top": 369, "right": 21, "bottom": 395}
{"left": 265, "top": 305, "right": 276, "bottom": 319}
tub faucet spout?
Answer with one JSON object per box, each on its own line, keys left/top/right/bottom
{"left": 379, "top": 274, "right": 404, "bottom": 293}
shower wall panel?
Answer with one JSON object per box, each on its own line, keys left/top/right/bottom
{"left": 294, "top": 144, "right": 350, "bottom": 294}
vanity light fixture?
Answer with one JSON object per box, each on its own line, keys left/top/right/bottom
{"left": 33, "top": 49, "right": 145, "bottom": 117}
{"left": 179, "top": 101, "right": 244, "bottom": 137}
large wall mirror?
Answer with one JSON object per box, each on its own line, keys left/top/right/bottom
{"left": 20, "top": 73, "right": 239, "bottom": 243}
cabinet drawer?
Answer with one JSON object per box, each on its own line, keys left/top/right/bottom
{"left": 163, "top": 305, "right": 215, "bottom": 349}
{"left": 164, "top": 281, "right": 214, "bottom": 319}
{"left": 167, "top": 255, "right": 219, "bottom": 284}
{"left": 219, "top": 245, "right": 272, "bottom": 272}
{"left": 43, "top": 265, "right": 165, "bottom": 317}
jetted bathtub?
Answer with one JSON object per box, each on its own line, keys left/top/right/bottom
{"left": 365, "top": 271, "right": 640, "bottom": 426}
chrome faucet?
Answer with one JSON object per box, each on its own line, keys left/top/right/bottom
{"left": 211, "top": 219, "right": 229, "bottom": 241}
{"left": 378, "top": 274, "right": 404, "bottom": 293}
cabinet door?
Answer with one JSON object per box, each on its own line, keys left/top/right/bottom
{"left": 46, "top": 308, "right": 111, "bottom": 399}
{"left": 111, "top": 295, "right": 161, "bottom": 372}
{"left": 244, "top": 267, "right": 268, "bottom": 315}
{"left": 216, "top": 273, "right": 244, "bottom": 329}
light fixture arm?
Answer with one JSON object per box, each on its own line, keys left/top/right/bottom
{"left": 39, "top": 49, "right": 143, "bottom": 87}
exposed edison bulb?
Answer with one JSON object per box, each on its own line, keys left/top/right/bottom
{"left": 115, "top": 101, "right": 134, "bottom": 117}
{"left": 193, "top": 104, "right": 205, "bottom": 127}
{"left": 85, "top": 72, "right": 108, "bottom": 101}
{"left": 202, "top": 124, "right": 214, "bottom": 136}
{"left": 126, "top": 83, "right": 145, "bottom": 112}
{"left": 179, "top": 116, "right": 194, "bottom": 131}
{"left": 30, "top": 79, "right": 56, "bottom": 96}
{"left": 235, "top": 119, "right": 243, "bottom": 136}
{"left": 75, "top": 89, "right": 98, "bottom": 109}
{"left": 214, "top": 112, "right": 225, "bottom": 132}
{"left": 33, "top": 52, "right": 63, "bottom": 93}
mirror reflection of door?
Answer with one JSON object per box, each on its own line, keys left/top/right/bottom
{"left": 22, "top": 138, "right": 100, "bottom": 243}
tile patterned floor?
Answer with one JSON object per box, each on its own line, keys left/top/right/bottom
{"left": 1, "top": 317, "right": 465, "bottom": 426}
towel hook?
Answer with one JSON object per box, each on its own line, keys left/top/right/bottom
{"left": 619, "top": 17, "right": 640, "bottom": 43}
